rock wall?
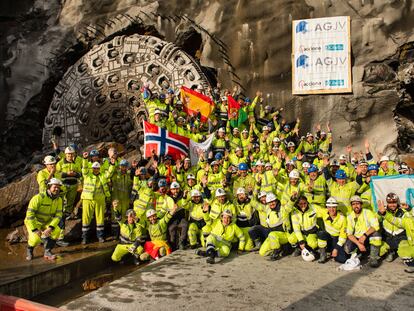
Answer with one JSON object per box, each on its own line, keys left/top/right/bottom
{"left": 1, "top": 0, "right": 414, "bottom": 187}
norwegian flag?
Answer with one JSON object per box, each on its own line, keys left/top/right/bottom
{"left": 143, "top": 121, "right": 189, "bottom": 161}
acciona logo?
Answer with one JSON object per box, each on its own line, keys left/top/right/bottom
{"left": 298, "top": 80, "right": 322, "bottom": 89}
{"left": 299, "top": 45, "right": 322, "bottom": 53}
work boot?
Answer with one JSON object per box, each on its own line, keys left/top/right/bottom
{"left": 403, "top": 259, "right": 414, "bottom": 273}
{"left": 159, "top": 247, "right": 167, "bottom": 257}
{"left": 269, "top": 249, "right": 282, "bottom": 261}
{"left": 385, "top": 251, "right": 396, "bottom": 262}
{"left": 56, "top": 239, "right": 69, "bottom": 247}
{"left": 178, "top": 241, "right": 186, "bottom": 250}
{"left": 292, "top": 247, "right": 301, "bottom": 257}
{"left": 318, "top": 248, "right": 327, "bottom": 264}
{"left": 140, "top": 253, "right": 150, "bottom": 262}
{"left": 189, "top": 244, "right": 198, "bottom": 249}
{"left": 26, "top": 246, "right": 34, "bottom": 261}
{"left": 81, "top": 237, "right": 88, "bottom": 245}
{"left": 98, "top": 237, "right": 105, "bottom": 243}
{"left": 206, "top": 248, "right": 217, "bottom": 264}
{"left": 251, "top": 239, "right": 262, "bottom": 251}
{"left": 369, "top": 246, "right": 380, "bottom": 268}
{"left": 44, "top": 249, "right": 57, "bottom": 261}
{"left": 196, "top": 249, "right": 207, "bottom": 257}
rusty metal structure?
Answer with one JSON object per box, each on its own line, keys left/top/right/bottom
{"left": 42, "top": 34, "right": 210, "bottom": 151}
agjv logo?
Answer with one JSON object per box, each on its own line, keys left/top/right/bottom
{"left": 296, "top": 21, "right": 308, "bottom": 34}
{"left": 296, "top": 55, "right": 309, "bottom": 68}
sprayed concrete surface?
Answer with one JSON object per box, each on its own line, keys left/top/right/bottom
{"left": 63, "top": 251, "right": 414, "bottom": 311}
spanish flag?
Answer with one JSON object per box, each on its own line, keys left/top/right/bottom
{"left": 180, "top": 86, "right": 214, "bottom": 122}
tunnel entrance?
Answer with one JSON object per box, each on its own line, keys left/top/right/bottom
{"left": 42, "top": 34, "right": 210, "bottom": 153}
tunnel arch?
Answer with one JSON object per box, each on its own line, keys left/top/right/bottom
{"left": 42, "top": 34, "right": 210, "bottom": 151}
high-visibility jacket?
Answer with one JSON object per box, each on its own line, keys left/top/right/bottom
{"left": 382, "top": 210, "right": 414, "bottom": 241}
{"left": 111, "top": 171, "right": 132, "bottom": 202}
{"left": 209, "top": 199, "right": 237, "bottom": 222}
{"left": 153, "top": 192, "right": 175, "bottom": 218}
{"left": 327, "top": 180, "right": 359, "bottom": 215}
{"left": 81, "top": 173, "right": 111, "bottom": 201}
{"left": 148, "top": 211, "right": 172, "bottom": 241}
{"left": 320, "top": 210, "right": 347, "bottom": 246}
{"left": 303, "top": 175, "right": 327, "bottom": 208}
{"left": 25, "top": 192, "right": 63, "bottom": 231}
{"left": 251, "top": 198, "right": 269, "bottom": 227}
{"left": 281, "top": 182, "right": 305, "bottom": 209}
{"left": 378, "top": 166, "right": 399, "bottom": 176}
{"left": 36, "top": 168, "right": 63, "bottom": 193}
{"left": 207, "top": 171, "right": 225, "bottom": 192}
{"left": 228, "top": 153, "right": 246, "bottom": 167}
{"left": 232, "top": 174, "right": 256, "bottom": 195}
{"left": 157, "top": 164, "right": 176, "bottom": 182}
{"left": 291, "top": 205, "right": 319, "bottom": 242}
{"left": 56, "top": 158, "right": 82, "bottom": 185}
{"left": 256, "top": 202, "right": 291, "bottom": 231}
{"left": 303, "top": 141, "right": 319, "bottom": 154}
{"left": 346, "top": 209, "right": 380, "bottom": 238}
{"left": 257, "top": 170, "right": 277, "bottom": 194}
{"left": 118, "top": 221, "right": 146, "bottom": 245}
{"left": 206, "top": 219, "right": 245, "bottom": 250}
{"left": 317, "top": 134, "right": 331, "bottom": 153}
{"left": 133, "top": 182, "right": 154, "bottom": 218}
{"left": 234, "top": 199, "right": 255, "bottom": 228}
{"left": 380, "top": 208, "right": 409, "bottom": 237}
{"left": 184, "top": 199, "right": 205, "bottom": 222}
{"left": 212, "top": 137, "right": 227, "bottom": 154}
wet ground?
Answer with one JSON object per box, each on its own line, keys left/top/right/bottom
{"left": 0, "top": 228, "right": 142, "bottom": 306}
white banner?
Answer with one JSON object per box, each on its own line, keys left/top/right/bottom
{"left": 189, "top": 134, "right": 214, "bottom": 166}
{"left": 370, "top": 175, "right": 414, "bottom": 211}
{"left": 292, "top": 16, "right": 352, "bottom": 94}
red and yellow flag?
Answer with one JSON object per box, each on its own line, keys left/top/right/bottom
{"left": 180, "top": 86, "right": 214, "bottom": 122}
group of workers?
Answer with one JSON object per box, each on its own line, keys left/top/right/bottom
{"left": 24, "top": 84, "right": 414, "bottom": 273}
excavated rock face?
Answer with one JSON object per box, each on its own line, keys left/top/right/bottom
{"left": 0, "top": 0, "right": 414, "bottom": 187}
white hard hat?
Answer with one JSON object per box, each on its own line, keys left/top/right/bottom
{"left": 233, "top": 127, "right": 239, "bottom": 132}
{"left": 170, "top": 181, "right": 180, "bottom": 189}
{"left": 265, "top": 162, "right": 272, "bottom": 168}
{"left": 273, "top": 137, "right": 281, "bottom": 142}
{"left": 187, "top": 174, "right": 196, "bottom": 180}
{"left": 235, "top": 146, "right": 242, "bottom": 152}
{"left": 262, "top": 126, "right": 269, "bottom": 131}
{"left": 65, "top": 146, "right": 75, "bottom": 154}
{"left": 215, "top": 188, "right": 226, "bottom": 197}
{"left": 146, "top": 209, "right": 157, "bottom": 218}
{"left": 302, "top": 162, "right": 310, "bottom": 168}
{"left": 92, "top": 162, "right": 101, "bottom": 169}
{"left": 242, "top": 128, "right": 248, "bottom": 133}
{"left": 256, "top": 160, "right": 264, "bottom": 166}
{"left": 154, "top": 109, "right": 161, "bottom": 114}
{"left": 339, "top": 154, "right": 347, "bottom": 161}
{"left": 44, "top": 155, "right": 56, "bottom": 165}
{"left": 197, "top": 85, "right": 204, "bottom": 91}
{"left": 379, "top": 155, "right": 389, "bottom": 163}
{"left": 287, "top": 142, "right": 295, "bottom": 148}
{"left": 184, "top": 158, "right": 191, "bottom": 162}
{"left": 289, "top": 170, "right": 300, "bottom": 179}
{"left": 301, "top": 248, "right": 315, "bottom": 262}
{"left": 218, "top": 127, "right": 226, "bottom": 133}
{"left": 125, "top": 209, "right": 136, "bottom": 217}
{"left": 48, "top": 178, "right": 63, "bottom": 186}
{"left": 211, "top": 161, "right": 219, "bottom": 166}
{"left": 191, "top": 189, "right": 201, "bottom": 197}
{"left": 258, "top": 191, "right": 267, "bottom": 198}
{"left": 326, "top": 197, "right": 338, "bottom": 207}
{"left": 286, "top": 160, "right": 296, "bottom": 167}
{"left": 266, "top": 193, "right": 277, "bottom": 203}
{"left": 236, "top": 187, "right": 246, "bottom": 195}
{"left": 221, "top": 209, "right": 233, "bottom": 218}
{"left": 350, "top": 195, "right": 363, "bottom": 203}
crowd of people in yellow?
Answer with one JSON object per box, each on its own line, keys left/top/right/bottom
{"left": 25, "top": 85, "right": 414, "bottom": 273}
